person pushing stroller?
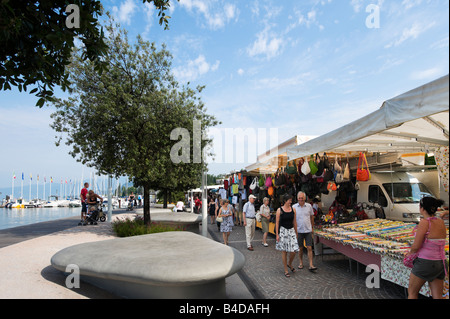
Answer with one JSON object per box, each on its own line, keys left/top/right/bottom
{"left": 84, "top": 190, "right": 103, "bottom": 225}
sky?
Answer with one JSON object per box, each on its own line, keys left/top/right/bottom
{"left": 0, "top": 0, "right": 448, "bottom": 195}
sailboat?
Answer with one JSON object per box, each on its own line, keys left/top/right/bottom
{"left": 43, "top": 195, "right": 60, "bottom": 208}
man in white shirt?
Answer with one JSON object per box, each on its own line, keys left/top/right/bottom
{"left": 292, "top": 191, "right": 317, "bottom": 271}
{"left": 243, "top": 195, "right": 257, "bottom": 251}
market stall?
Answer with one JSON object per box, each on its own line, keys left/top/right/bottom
{"left": 315, "top": 219, "right": 449, "bottom": 298}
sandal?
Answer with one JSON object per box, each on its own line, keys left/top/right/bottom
{"left": 298, "top": 265, "right": 304, "bottom": 269}
{"left": 288, "top": 264, "right": 296, "bottom": 273}
{"left": 284, "top": 272, "right": 290, "bottom": 278}
{"left": 309, "top": 267, "right": 318, "bottom": 271}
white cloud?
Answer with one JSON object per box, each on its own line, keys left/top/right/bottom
{"left": 247, "top": 27, "right": 284, "bottom": 60}
{"left": 385, "top": 22, "right": 435, "bottom": 48}
{"left": 112, "top": 0, "right": 137, "bottom": 25}
{"left": 350, "top": 0, "right": 364, "bottom": 13}
{"left": 401, "top": 0, "right": 423, "bottom": 10}
{"left": 237, "top": 68, "right": 244, "bottom": 76}
{"left": 410, "top": 67, "right": 444, "bottom": 81}
{"left": 178, "top": 0, "right": 238, "bottom": 29}
{"left": 173, "top": 55, "right": 220, "bottom": 82}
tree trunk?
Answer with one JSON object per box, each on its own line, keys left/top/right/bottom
{"left": 143, "top": 184, "right": 151, "bottom": 226}
{"left": 163, "top": 189, "right": 168, "bottom": 208}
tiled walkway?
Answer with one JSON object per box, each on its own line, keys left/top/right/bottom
{"left": 207, "top": 221, "right": 406, "bottom": 299}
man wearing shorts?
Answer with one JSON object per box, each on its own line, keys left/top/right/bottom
{"left": 293, "top": 191, "right": 317, "bottom": 271}
{"left": 80, "top": 182, "right": 89, "bottom": 222}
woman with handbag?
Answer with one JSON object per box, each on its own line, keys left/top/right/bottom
{"left": 218, "top": 199, "right": 234, "bottom": 245}
{"left": 405, "top": 196, "right": 447, "bottom": 299}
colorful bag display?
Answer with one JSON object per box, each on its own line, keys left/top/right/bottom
{"left": 356, "top": 152, "right": 371, "bottom": 181}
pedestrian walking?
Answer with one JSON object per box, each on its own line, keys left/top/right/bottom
{"left": 219, "top": 199, "right": 233, "bottom": 245}
{"left": 406, "top": 196, "right": 447, "bottom": 299}
{"left": 276, "top": 194, "right": 299, "bottom": 277}
{"left": 243, "top": 194, "right": 257, "bottom": 251}
{"left": 79, "top": 182, "right": 89, "bottom": 224}
{"left": 293, "top": 191, "right": 317, "bottom": 271}
{"left": 216, "top": 198, "right": 224, "bottom": 231}
{"left": 259, "top": 197, "right": 271, "bottom": 247}
{"left": 208, "top": 197, "right": 216, "bottom": 224}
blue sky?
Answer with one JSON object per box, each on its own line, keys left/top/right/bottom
{"left": 0, "top": 0, "right": 448, "bottom": 193}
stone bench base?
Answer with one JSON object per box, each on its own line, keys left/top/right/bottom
{"left": 51, "top": 231, "right": 245, "bottom": 299}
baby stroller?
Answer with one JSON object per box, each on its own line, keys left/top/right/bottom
{"left": 82, "top": 202, "right": 106, "bottom": 225}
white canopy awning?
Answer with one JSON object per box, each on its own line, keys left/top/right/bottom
{"left": 286, "top": 75, "right": 449, "bottom": 160}
{"left": 245, "top": 135, "right": 317, "bottom": 174}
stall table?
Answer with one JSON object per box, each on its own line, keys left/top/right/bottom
{"left": 315, "top": 219, "right": 449, "bottom": 298}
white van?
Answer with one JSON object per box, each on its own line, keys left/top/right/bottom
{"left": 322, "top": 172, "right": 435, "bottom": 223}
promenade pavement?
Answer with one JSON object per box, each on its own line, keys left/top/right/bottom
{"left": 0, "top": 207, "right": 407, "bottom": 299}
{"left": 207, "top": 219, "right": 407, "bottom": 299}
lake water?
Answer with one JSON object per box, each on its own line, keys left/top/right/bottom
{"left": 0, "top": 207, "right": 82, "bottom": 230}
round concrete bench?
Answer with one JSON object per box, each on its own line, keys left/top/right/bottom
{"left": 51, "top": 231, "right": 245, "bottom": 299}
{"left": 150, "top": 212, "right": 202, "bottom": 234}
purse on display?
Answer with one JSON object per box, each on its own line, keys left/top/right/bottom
{"left": 356, "top": 152, "right": 371, "bottom": 181}
{"left": 343, "top": 162, "right": 350, "bottom": 180}
{"left": 315, "top": 153, "right": 324, "bottom": 176}
{"left": 309, "top": 155, "right": 318, "bottom": 175}
{"left": 286, "top": 161, "right": 297, "bottom": 175}
{"left": 265, "top": 176, "right": 272, "bottom": 187}
{"left": 250, "top": 177, "right": 258, "bottom": 190}
{"left": 301, "top": 158, "right": 311, "bottom": 175}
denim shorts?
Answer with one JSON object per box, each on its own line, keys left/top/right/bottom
{"left": 411, "top": 258, "right": 446, "bottom": 282}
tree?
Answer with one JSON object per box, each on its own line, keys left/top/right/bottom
{"left": 51, "top": 18, "right": 218, "bottom": 225}
{"left": 0, "top": 0, "right": 175, "bottom": 107}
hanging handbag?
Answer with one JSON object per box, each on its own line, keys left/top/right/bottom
{"left": 322, "top": 152, "right": 330, "bottom": 170}
{"left": 309, "top": 155, "right": 318, "bottom": 175}
{"left": 259, "top": 175, "right": 265, "bottom": 187}
{"left": 315, "top": 153, "right": 324, "bottom": 176}
{"left": 327, "top": 181, "right": 337, "bottom": 191}
{"left": 250, "top": 177, "right": 258, "bottom": 190}
{"left": 323, "top": 169, "right": 334, "bottom": 182}
{"left": 286, "top": 161, "right": 297, "bottom": 175}
{"left": 301, "top": 158, "right": 311, "bottom": 175}
{"left": 265, "top": 175, "right": 272, "bottom": 187}
{"left": 343, "top": 162, "right": 350, "bottom": 180}
{"left": 334, "top": 155, "right": 342, "bottom": 172}
{"left": 356, "top": 152, "right": 371, "bottom": 181}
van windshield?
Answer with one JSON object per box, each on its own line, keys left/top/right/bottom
{"left": 383, "top": 183, "right": 433, "bottom": 204}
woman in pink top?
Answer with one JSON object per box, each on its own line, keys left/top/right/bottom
{"left": 406, "top": 197, "right": 447, "bottom": 299}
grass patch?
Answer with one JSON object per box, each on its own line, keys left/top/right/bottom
{"left": 112, "top": 215, "right": 185, "bottom": 237}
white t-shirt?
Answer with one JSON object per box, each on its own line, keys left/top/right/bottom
{"left": 176, "top": 201, "right": 184, "bottom": 210}
{"left": 293, "top": 202, "right": 314, "bottom": 233}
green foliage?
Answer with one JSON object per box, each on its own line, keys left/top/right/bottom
{"left": 112, "top": 215, "right": 185, "bottom": 237}
{"left": 50, "top": 16, "right": 219, "bottom": 225}
{"left": 0, "top": 0, "right": 175, "bottom": 107}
